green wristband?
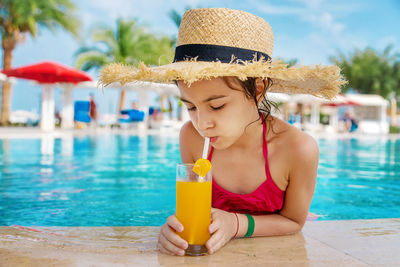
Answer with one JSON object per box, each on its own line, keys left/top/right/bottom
{"left": 244, "top": 214, "right": 255, "bottom": 237}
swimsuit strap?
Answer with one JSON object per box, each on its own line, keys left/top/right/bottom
{"left": 261, "top": 114, "right": 273, "bottom": 182}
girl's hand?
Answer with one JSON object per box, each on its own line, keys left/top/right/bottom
{"left": 157, "top": 215, "right": 188, "bottom": 256}
{"left": 206, "top": 208, "right": 237, "bottom": 254}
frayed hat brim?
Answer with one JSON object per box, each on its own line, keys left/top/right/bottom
{"left": 99, "top": 59, "right": 347, "bottom": 100}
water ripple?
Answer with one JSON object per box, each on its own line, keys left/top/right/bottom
{"left": 0, "top": 136, "right": 399, "bottom": 225}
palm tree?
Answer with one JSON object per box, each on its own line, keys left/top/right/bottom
{"left": 75, "top": 19, "right": 174, "bottom": 112}
{"left": 330, "top": 45, "right": 400, "bottom": 98}
{"left": 168, "top": 9, "right": 182, "bottom": 29}
{"left": 168, "top": 7, "right": 194, "bottom": 29}
{"left": 284, "top": 58, "right": 298, "bottom": 67}
{"left": 168, "top": 7, "right": 193, "bottom": 120}
{"left": 0, "top": 0, "right": 80, "bottom": 125}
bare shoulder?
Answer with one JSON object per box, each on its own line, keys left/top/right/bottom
{"left": 179, "top": 121, "right": 204, "bottom": 163}
{"left": 288, "top": 127, "right": 318, "bottom": 160}
{"left": 283, "top": 124, "right": 319, "bottom": 179}
{"left": 271, "top": 117, "right": 319, "bottom": 169}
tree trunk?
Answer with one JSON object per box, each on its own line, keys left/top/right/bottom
{"left": 177, "top": 104, "right": 182, "bottom": 121}
{"left": 118, "top": 89, "right": 126, "bottom": 113}
{"left": 0, "top": 82, "right": 12, "bottom": 125}
{"left": 1, "top": 35, "right": 15, "bottom": 125}
{"left": 391, "top": 98, "right": 397, "bottom": 126}
{"left": 160, "top": 94, "right": 165, "bottom": 111}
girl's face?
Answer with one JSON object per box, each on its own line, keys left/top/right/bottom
{"left": 178, "top": 77, "right": 259, "bottom": 149}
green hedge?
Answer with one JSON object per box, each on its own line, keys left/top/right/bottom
{"left": 389, "top": 125, "right": 400, "bottom": 134}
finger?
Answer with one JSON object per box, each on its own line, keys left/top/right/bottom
{"left": 166, "top": 215, "right": 184, "bottom": 232}
{"left": 208, "top": 221, "right": 220, "bottom": 235}
{"left": 206, "top": 227, "right": 222, "bottom": 248}
{"left": 210, "top": 208, "right": 219, "bottom": 221}
{"left": 209, "top": 233, "right": 228, "bottom": 254}
{"left": 159, "top": 231, "right": 186, "bottom": 256}
{"left": 157, "top": 242, "right": 175, "bottom": 256}
{"left": 209, "top": 215, "right": 221, "bottom": 234}
{"left": 206, "top": 229, "right": 222, "bottom": 254}
{"left": 160, "top": 225, "right": 188, "bottom": 249}
{"left": 158, "top": 234, "right": 175, "bottom": 256}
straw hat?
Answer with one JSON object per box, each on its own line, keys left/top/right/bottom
{"left": 99, "top": 8, "right": 346, "bottom": 99}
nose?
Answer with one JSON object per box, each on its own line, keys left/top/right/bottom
{"left": 196, "top": 109, "right": 214, "bottom": 132}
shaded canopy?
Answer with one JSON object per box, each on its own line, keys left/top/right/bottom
{"left": 291, "top": 94, "right": 360, "bottom": 107}
{"left": 321, "top": 94, "right": 360, "bottom": 107}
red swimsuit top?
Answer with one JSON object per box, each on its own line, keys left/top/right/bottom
{"left": 208, "top": 118, "right": 285, "bottom": 215}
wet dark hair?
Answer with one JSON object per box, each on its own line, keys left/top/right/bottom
{"left": 221, "top": 77, "right": 279, "bottom": 127}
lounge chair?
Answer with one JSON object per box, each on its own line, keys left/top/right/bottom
{"left": 74, "top": 101, "right": 91, "bottom": 123}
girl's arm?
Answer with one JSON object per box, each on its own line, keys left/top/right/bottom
{"left": 252, "top": 133, "right": 319, "bottom": 236}
{"left": 206, "top": 134, "right": 319, "bottom": 252}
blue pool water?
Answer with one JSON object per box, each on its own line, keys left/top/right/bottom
{"left": 0, "top": 134, "right": 399, "bottom": 226}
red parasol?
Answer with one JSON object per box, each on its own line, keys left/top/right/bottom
{"left": 1, "top": 61, "right": 92, "bottom": 84}
{"left": 321, "top": 94, "right": 360, "bottom": 107}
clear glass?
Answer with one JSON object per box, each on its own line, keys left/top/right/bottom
{"left": 176, "top": 163, "right": 212, "bottom": 256}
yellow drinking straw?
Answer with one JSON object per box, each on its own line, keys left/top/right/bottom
{"left": 192, "top": 137, "right": 212, "bottom": 178}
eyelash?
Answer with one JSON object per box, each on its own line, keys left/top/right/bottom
{"left": 187, "top": 104, "right": 225, "bottom": 112}
{"left": 212, "top": 104, "right": 225, "bottom": 110}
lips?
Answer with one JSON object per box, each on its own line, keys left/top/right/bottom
{"left": 209, "top": 136, "right": 218, "bottom": 143}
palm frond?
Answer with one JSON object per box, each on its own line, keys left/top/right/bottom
{"left": 75, "top": 51, "right": 109, "bottom": 71}
{"left": 74, "top": 17, "right": 175, "bottom": 70}
{"left": 168, "top": 9, "right": 181, "bottom": 28}
{"left": 92, "top": 28, "right": 118, "bottom": 53}
{"left": 74, "top": 46, "right": 105, "bottom": 57}
{"left": 1, "top": 0, "right": 79, "bottom": 39}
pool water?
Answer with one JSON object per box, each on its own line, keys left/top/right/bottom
{"left": 0, "top": 134, "right": 399, "bottom": 226}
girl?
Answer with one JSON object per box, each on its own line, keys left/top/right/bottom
{"left": 100, "top": 8, "right": 346, "bottom": 256}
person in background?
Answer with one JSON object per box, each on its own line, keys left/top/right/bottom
{"left": 89, "top": 93, "right": 98, "bottom": 126}
{"left": 343, "top": 110, "right": 358, "bottom": 132}
{"left": 131, "top": 101, "right": 139, "bottom": 110}
{"left": 55, "top": 109, "right": 62, "bottom": 126}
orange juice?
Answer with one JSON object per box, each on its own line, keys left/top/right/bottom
{"left": 176, "top": 180, "right": 212, "bottom": 245}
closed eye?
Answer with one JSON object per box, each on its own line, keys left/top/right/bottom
{"left": 187, "top": 104, "right": 224, "bottom": 112}
{"left": 211, "top": 104, "right": 225, "bottom": 110}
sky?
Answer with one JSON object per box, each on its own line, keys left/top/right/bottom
{"left": 1, "top": 0, "right": 400, "bottom": 115}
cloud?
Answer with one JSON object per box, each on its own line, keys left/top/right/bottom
{"left": 274, "top": 28, "right": 371, "bottom": 65}
{"left": 375, "top": 35, "right": 399, "bottom": 52}
{"left": 274, "top": 33, "right": 332, "bottom": 65}
{"left": 252, "top": 3, "right": 303, "bottom": 15}
{"left": 306, "top": 12, "right": 345, "bottom": 35}
{"left": 254, "top": 0, "right": 353, "bottom": 35}
{"left": 248, "top": 0, "right": 376, "bottom": 64}
{"left": 80, "top": 0, "right": 191, "bottom": 36}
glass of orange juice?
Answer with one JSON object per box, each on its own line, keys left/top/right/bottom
{"left": 176, "top": 163, "right": 212, "bottom": 256}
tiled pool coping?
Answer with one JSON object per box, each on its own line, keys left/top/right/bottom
{"left": 0, "top": 219, "right": 398, "bottom": 266}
